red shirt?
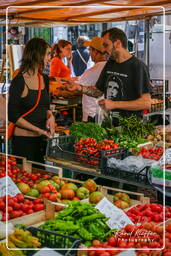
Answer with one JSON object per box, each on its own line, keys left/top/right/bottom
{"left": 50, "top": 57, "right": 71, "bottom": 78}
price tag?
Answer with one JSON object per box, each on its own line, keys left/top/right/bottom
{"left": 33, "top": 248, "right": 63, "bottom": 256}
{"left": 0, "top": 176, "right": 20, "bottom": 197}
{"left": 95, "top": 197, "right": 133, "bottom": 229}
{"left": 117, "top": 249, "right": 136, "bottom": 256}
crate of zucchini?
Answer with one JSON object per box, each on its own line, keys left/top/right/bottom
{"left": 46, "top": 122, "right": 127, "bottom": 169}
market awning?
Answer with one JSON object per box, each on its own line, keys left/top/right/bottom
{"left": 0, "top": 0, "right": 171, "bottom": 26}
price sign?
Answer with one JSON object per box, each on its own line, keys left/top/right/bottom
{"left": 0, "top": 176, "right": 20, "bottom": 197}
{"left": 33, "top": 248, "right": 63, "bottom": 256}
{"left": 96, "top": 197, "right": 133, "bottom": 230}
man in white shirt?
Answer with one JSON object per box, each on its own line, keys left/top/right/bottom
{"left": 78, "top": 36, "right": 107, "bottom": 122}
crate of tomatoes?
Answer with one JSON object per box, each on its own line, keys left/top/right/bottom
{"left": 46, "top": 135, "right": 128, "bottom": 169}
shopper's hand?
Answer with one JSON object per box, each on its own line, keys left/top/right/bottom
{"left": 37, "top": 128, "right": 52, "bottom": 138}
{"left": 98, "top": 99, "right": 116, "bottom": 110}
{"left": 60, "top": 79, "right": 80, "bottom": 92}
{"left": 46, "top": 115, "right": 55, "bottom": 137}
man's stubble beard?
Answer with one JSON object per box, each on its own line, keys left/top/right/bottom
{"left": 111, "top": 45, "right": 119, "bottom": 60}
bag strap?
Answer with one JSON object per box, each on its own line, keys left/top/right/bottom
{"left": 21, "top": 73, "right": 42, "bottom": 118}
{"left": 77, "top": 49, "right": 88, "bottom": 65}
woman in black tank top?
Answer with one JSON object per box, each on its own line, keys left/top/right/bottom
{"left": 8, "top": 38, "right": 55, "bottom": 162}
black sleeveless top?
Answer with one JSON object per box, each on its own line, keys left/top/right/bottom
{"left": 8, "top": 73, "right": 50, "bottom": 130}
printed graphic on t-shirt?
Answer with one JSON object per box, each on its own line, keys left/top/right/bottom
{"left": 106, "top": 72, "right": 125, "bottom": 100}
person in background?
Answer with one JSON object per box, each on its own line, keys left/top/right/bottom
{"left": 77, "top": 36, "right": 107, "bottom": 122}
{"left": 65, "top": 27, "right": 151, "bottom": 126}
{"left": 72, "top": 36, "right": 90, "bottom": 76}
{"left": 50, "top": 40, "right": 72, "bottom": 79}
{"left": 8, "top": 38, "right": 55, "bottom": 163}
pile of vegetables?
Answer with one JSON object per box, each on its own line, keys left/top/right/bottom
{"left": 88, "top": 222, "right": 165, "bottom": 255}
{"left": 39, "top": 201, "right": 115, "bottom": 247}
{"left": 70, "top": 122, "right": 107, "bottom": 141}
{"left": 118, "top": 115, "right": 155, "bottom": 140}
{"left": 74, "top": 138, "right": 120, "bottom": 166}
{"left": 126, "top": 203, "right": 171, "bottom": 224}
{"left": 139, "top": 147, "right": 163, "bottom": 161}
{"left": 102, "top": 115, "right": 154, "bottom": 152}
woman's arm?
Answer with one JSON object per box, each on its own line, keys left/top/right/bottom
{"left": 16, "top": 117, "right": 51, "bottom": 137}
{"left": 46, "top": 110, "right": 55, "bottom": 137}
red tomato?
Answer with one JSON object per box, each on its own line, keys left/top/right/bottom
{"left": 13, "top": 203, "right": 21, "bottom": 210}
{"left": 0, "top": 199, "right": 5, "bottom": 210}
{"left": 27, "top": 209, "right": 34, "bottom": 214}
{"left": 92, "top": 240, "right": 102, "bottom": 248}
{"left": 33, "top": 204, "right": 44, "bottom": 212}
{"left": 107, "top": 237, "right": 117, "bottom": 247}
{"left": 33, "top": 198, "right": 43, "bottom": 204}
{"left": 16, "top": 193, "right": 24, "bottom": 202}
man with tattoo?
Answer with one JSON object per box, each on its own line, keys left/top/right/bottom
{"left": 64, "top": 28, "right": 151, "bottom": 125}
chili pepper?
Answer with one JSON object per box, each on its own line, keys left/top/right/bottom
{"left": 79, "top": 213, "right": 105, "bottom": 224}
{"left": 56, "top": 207, "right": 75, "bottom": 218}
{"left": 79, "top": 227, "right": 93, "bottom": 241}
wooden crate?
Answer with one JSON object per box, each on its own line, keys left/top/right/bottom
{"left": 9, "top": 210, "right": 46, "bottom": 226}
{"left": 1, "top": 154, "right": 150, "bottom": 210}
{"left": 98, "top": 184, "right": 150, "bottom": 211}
{"left": 42, "top": 177, "right": 150, "bottom": 212}
{"left": 0, "top": 153, "right": 63, "bottom": 177}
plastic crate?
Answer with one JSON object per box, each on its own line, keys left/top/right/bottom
{"left": 26, "top": 226, "right": 81, "bottom": 255}
{"left": 150, "top": 79, "right": 169, "bottom": 95}
{"left": 101, "top": 152, "right": 149, "bottom": 184}
{"left": 46, "top": 135, "right": 127, "bottom": 169}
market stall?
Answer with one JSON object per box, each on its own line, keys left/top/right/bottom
{"left": 0, "top": 0, "right": 171, "bottom": 255}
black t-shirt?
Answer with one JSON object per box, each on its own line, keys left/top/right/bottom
{"left": 8, "top": 73, "right": 50, "bottom": 130}
{"left": 96, "top": 56, "right": 151, "bottom": 118}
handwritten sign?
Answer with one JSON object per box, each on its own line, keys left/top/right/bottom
{"left": 0, "top": 176, "right": 20, "bottom": 197}
{"left": 96, "top": 197, "right": 133, "bottom": 230}
{"left": 33, "top": 248, "right": 63, "bottom": 256}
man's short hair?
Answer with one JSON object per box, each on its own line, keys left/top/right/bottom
{"left": 102, "top": 27, "right": 128, "bottom": 49}
{"left": 77, "top": 36, "right": 89, "bottom": 47}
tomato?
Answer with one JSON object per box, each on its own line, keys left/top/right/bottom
{"left": 92, "top": 240, "right": 102, "bottom": 248}
{"left": 42, "top": 192, "right": 50, "bottom": 199}
{"left": 16, "top": 193, "right": 25, "bottom": 202}
{"left": 125, "top": 224, "right": 136, "bottom": 233}
{"left": 107, "top": 237, "right": 116, "bottom": 247}
{"left": 21, "top": 204, "right": 28, "bottom": 212}
{"left": 40, "top": 186, "right": 51, "bottom": 193}
{"left": 48, "top": 193, "right": 57, "bottom": 202}
{"left": 13, "top": 203, "right": 21, "bottom": 210}
{"left": 88, "top": 251, "right": 96, "bottom": 256}
{"left": 0, "top": 199, "right": 5, "bottom": 210}
{"left": 27, "top": 209, "right": 34, "bottom": 214}
{"left": 33, "top": 204, "right": 44, "bottom": 211}
{"left": 166, "top": 223, "right": 171, "bottom": 233}
{"left": 33, "top": 198, "right": 43, "bottom": 204}
{"left": 10, "top": 210, "right": 22, "bottom": 219}
{"left": 7, "top": 206, "right": 13, "bottom": 213}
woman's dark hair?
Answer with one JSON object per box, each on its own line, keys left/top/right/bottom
{"left": 51, "top": 40, "right": 71, "bottom": 58}
{"left": 102, "top": 27, "right": 128, "bottom": 49}
{"left": 20, "top": 37, "right": 50, "bottom": 74}
{"left": 9, "top": 27, "right": 19, "bottom": 34}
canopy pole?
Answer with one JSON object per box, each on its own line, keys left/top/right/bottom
{"left": 144, "top": 19, "right": 150, "bottom": 68}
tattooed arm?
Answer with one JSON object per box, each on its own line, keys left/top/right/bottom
{"left": 63, "top": 80, "right": 103, "bottom": 98}
{"left": 80, "top": 85, "right": 103, "bottom": 98}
